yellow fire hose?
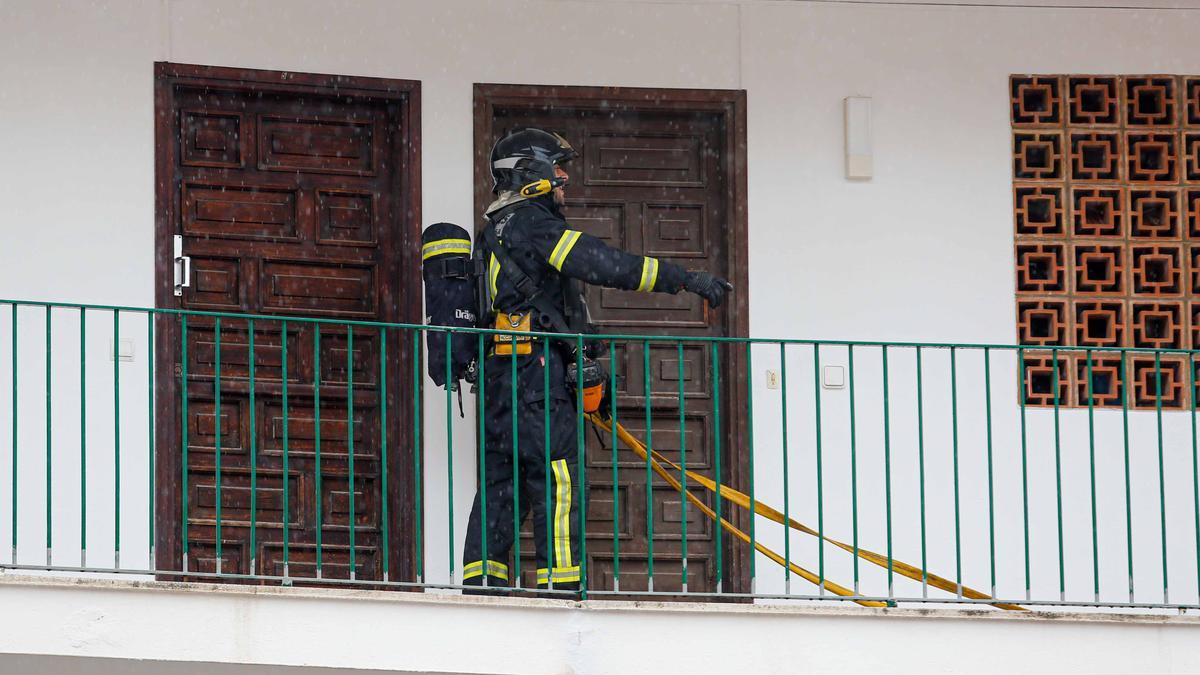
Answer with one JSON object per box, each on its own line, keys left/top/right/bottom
{"left": 587, "top": 414, "right": 1025, "bottom": 611}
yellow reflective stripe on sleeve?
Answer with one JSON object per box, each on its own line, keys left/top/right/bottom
{"left": 488, "top": 253, "right": 500, "bottom": 308}
{"left": 636, "top": 257, "right": 660, "bottom": 292}
{"left": 421, "top": 238, "right": 471, "bottom": 261}
{"left": 463, "top": 559, "right": 510, "bottom": 581}
{"left": 551, "top": 459, "right": 573, "bottom": 569}
{"left": 548, "top": 230, "right": 583, "bottom": 271}
{"left": 536, "top": 566, "right": 581, "bottom": 585}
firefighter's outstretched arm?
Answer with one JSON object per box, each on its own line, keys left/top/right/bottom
{"left": 533, "top": 222, "right": 734, "bottom": 307}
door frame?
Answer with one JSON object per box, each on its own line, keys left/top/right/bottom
{"left": 153, "top": 62, "right": 423, "bottom": 582}
{"left": 472, "top": 83, "right": 751, "bottom": 594}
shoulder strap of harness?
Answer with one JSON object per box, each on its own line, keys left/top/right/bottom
{"left": 481, "top": 212, "right": 574, "bottom": 336}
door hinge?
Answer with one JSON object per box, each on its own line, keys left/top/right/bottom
{"left": 173, "top": 235, "right": 191, "bottom": 297}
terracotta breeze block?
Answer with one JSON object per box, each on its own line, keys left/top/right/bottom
{"left": 1018, "top": 299, "right": 1070, "bottom": 345}
{"left": 1187, "top": 192, "right": 1200, "bottom": 239}
{"left": 1128, "top": 354, "right": 1187, "bottom": 410}
{"left": 1014, "top": 184, "right": 1066, "bottom": 236}
{"left": 1021, "top": 352, "right": 1072, "bottom": 407}
{"left": 1184, "top": 132, "right": 1200, "bottom": 181}
{"left": 1126, "top": 132, "right": 1179, "bottom": 183}
{"left": 1071, "top": 243, "right": 1124, "bottom": 295}
{"left": 1186, "top": 77, "right": 1200, "bottom": 127}
{"left": 1011, "top": 75, "right": 1063, "bottom": 126}
{"left": 1074, "top": 352, "right": 1125, "bottom": 407}
{"left": 1071, "top": 187, "right": 1124, "bottom": 237}
{"left": 1128, "top": 189, "right": 1182, "bottom": 238}
{"left": 1017, "top": 242, "right": 1069, "bottom": 293}
{"left": 1014, "top": 132, "right": 1065, "bottom": 180}
{"left": 1068, "top": 76, "right": 1121, "bottom": 126}
{"left": 1130, "top": 245, "right": 1184, "bottom": 295}
{"left": 1129, "top": 301, "right": 1186, "bottom": 349}
{"left": 1073, "top": 300, "right": 1125, "bottom": 347}
{"left": 1069, "top": 131, "right": 1122, "bottom": 182}
{"left": 1126, "top": 76, "right": 1178, "bottom": 127}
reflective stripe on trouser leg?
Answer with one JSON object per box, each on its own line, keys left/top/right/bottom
{"left": 551, "top": 458, "right": 573, "bottom": 570}
{"left": 463, "top": 559, "right": 510, "bottom": 581}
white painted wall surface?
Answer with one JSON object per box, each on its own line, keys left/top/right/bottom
{"left": 2, "top": 0, "right": 1200, "bottom": 620}
{"left": 2, "top": 575, "right": 1200, "bottom": 674}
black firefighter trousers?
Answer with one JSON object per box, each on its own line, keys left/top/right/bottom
{"left": 462, "top": 345, "right": 584, "bottom": 590}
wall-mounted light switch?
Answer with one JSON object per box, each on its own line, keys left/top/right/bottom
{"left": 110, "top": 338, "right": 134, "bottom": 363}
{"left": 766, "top": 370, "right": 780, "bottom": 390}
{"left": 823, "top": 365, "right": 846, "bottom": 389}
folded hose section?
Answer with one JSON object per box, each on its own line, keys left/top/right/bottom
{"left": 588, "top": 414, "right": 1025, "bottom": 611}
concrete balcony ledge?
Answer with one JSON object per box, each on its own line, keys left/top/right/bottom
{"left": 1, "top": 574, "right": 1198, "bottom": 674}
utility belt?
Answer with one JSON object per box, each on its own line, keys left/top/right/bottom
{"left": 489, "top": 310, "right": 605, "bottom": 413}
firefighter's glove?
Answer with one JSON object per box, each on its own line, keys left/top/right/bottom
{"left": 683, "top": 270, "right": 733, "bottom": 307}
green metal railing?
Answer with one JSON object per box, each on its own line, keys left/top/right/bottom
{"left": 2, "top": 297, "right": 1200, "bottom": 612}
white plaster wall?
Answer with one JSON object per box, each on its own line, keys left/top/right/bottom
{"left": 1, "top": 0, "right": 1200, "bottom": 612}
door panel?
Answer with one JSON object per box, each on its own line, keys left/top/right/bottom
{"left": 475, "top": 85, "right": 749, "bottom": 595}
{"left": 155, "top": 63, "right": 421, "bottom": 584}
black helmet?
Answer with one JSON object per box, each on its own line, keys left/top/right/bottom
{"left": 489, "top": 128, "right": 578, "bottom": 194}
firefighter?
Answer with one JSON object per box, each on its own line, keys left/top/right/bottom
{"left": 462, "top": 128, "right": 732, "bottom": 591}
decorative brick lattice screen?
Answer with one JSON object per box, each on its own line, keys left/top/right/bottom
{"left": 1012, "top": 75, "right": 1200, "bottom": 409}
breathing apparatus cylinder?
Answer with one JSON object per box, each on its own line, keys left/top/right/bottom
{"left": 421, "top": 222, "right": 479, "bottom": 389}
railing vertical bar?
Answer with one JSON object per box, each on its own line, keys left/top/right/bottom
{"left": 10, "top": 302, "right": 16, "bottom": 559}
{"left": 248, "top": 320, "right": 257, "bottom": 575}
{"left": 379, "top": 326, "right": 388, "bottom": 578}
{"left": 950, "top": 347, "right": 961, "bottom": 598}
{"left": 1121, "top": 354, "right": 1134, "bottom": 603}
{"left": 984, "top": 347, "right": 996, "bottom": 599}
{"left": 445, "top": 330, "right": 455, "bottom": 585}
{"left": 381, "top": 328, "right": 392, "bottom": 582}
{"left": 1155, "top": 351, "right": 1168, "bottom": 604}
{"left": 643, "top": 339, "right": 654, "bottom": 591}
{"left": 213, "top": 317, "right": 221, "bottom": 575}
{"left": 576, "top": 336, "right": 588, "bottom": 599}
{"left": 883, "top": 345, "right": 894, "bottom": 598}
{"left": 779, "top": 342, "right": 791, "bottom": 594}
{"left": 1191, "top": 352, "right": 1200, "bottom": 606}
{"left": 477, "top": 333, "right": 487, "bottom": 586}
{"left": 1087, "top": 349, "right": 1099, "bottom": 603}
{"left": 181, "top": 315, "right": 189, "bottom": 573}
{"left": 347, "top": 326, "right": 356, "bottom": 581}
{"left": 281, "top": 320, "right": 290, "bottom": 579}
{"left": 44, "top": 306, "right": 51, "bottom": 566}
{"left": 407, "top": 328, "right": 416, "bottom": 584}
{"left": 712, "top": 341, "right": 723, "bottom": 595}
{"left": 79, "top": 309, "right": 86, "bottom": 567}
{"left": 812, "top": 343, "right": 823, "bottom": 594}
{"left": 916, "top": 346, "right": 927, "bottom": 596}
{"left": 113, "top": 310, "right": 122, "bottom": 569}
{"left": 610, "top": 339, "right": 620, "bottom": 592}
{"left": 147, "top": 313, "right": 155, "bottom": 570}
{"left": 511, "top": 343, "right": 520, "bottom": 588}
{"left": 677, "top": 341, "right": 688, "bottom": 594}
{"left": 313, "top": 325, "right": 322, "bottom": 578}
{"left": 1053, "top": 352, "right": 1064, "bottom": 601}
{"left": 848, "top": 344, "right": 859, "bottom": 595}
{"left": 746, "top": 341, "right": 757, "bottom": 594}
{"left": 542, "top": 338, "right": 551, "bottom": 591}
{"left": 1018, "top": 347, "right": 1031, "bottom": 601}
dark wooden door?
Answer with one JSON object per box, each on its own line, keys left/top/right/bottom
{"left": 474, "top": 85, "right": 749, "bottom": 595}
{"left": 154, "top": 64, "right": 421, "bottom": 584}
